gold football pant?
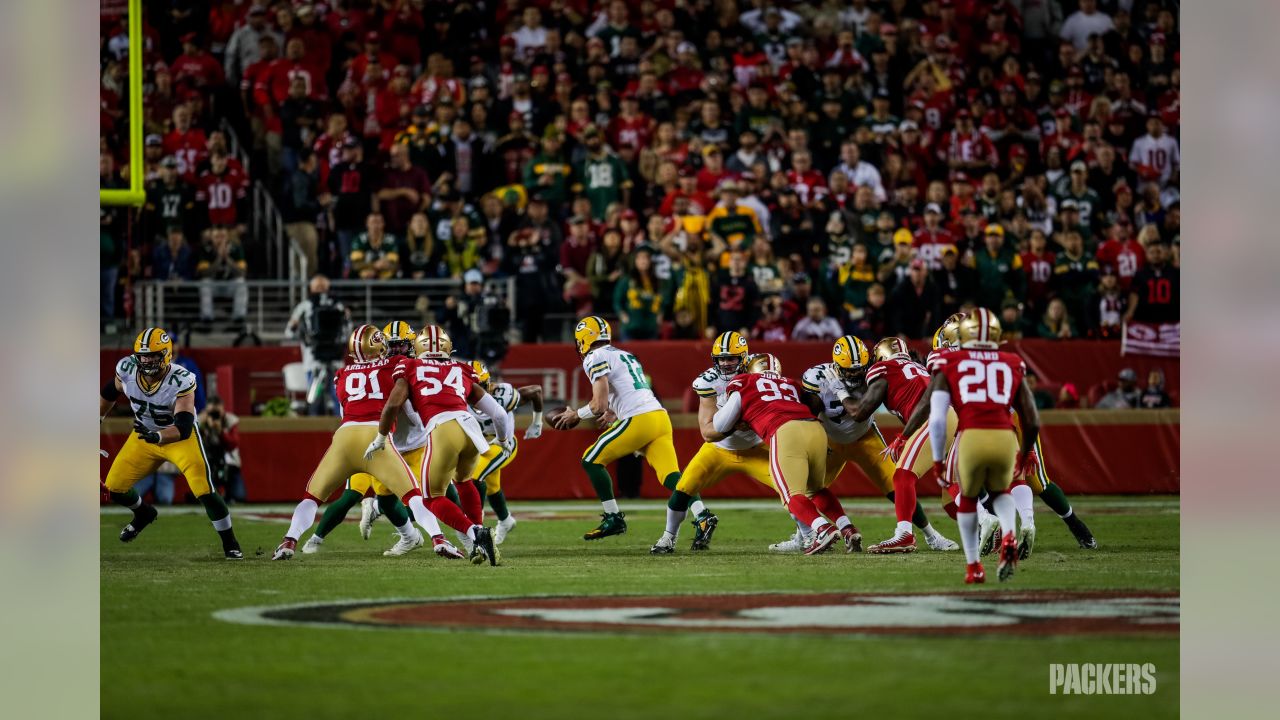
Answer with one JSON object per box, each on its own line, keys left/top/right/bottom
{"left": 475, "top": 439, "right": 518, "bottom": 495}
{"left": 675, "top": 443, "right": 775, "bottom": 496}
{"left": 581, "top": 409, "right": 680, "bottom": 482}
{"left": 823, "top": 428, "right": 896, "bottom": 494}
{"left": 1012, "top": 414, "right": 1054, "bottom": 494}
{"left": 767, "top": 420, "right": 828, "bottom": 502}
{"left": 104, "top": 429, "right": 215, "bottom": 497}
{"left": 348, "top": 445, "right": 425, "bottom": 496}
{"left": 952, "top": 428, "right": 1020, "bottom": 497}
{"left": 421, "top": 420, "right": 480, "bottom": 498}
{"left": 305, "top": 424, "right": 419, "bottom": 502}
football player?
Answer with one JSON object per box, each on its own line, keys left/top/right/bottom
{"left": 926, "top": 308, "right": 1040, "bottom": 583}
{"left": 368, "top": 325, "right": 513, "bottom": 565}
{"left": 547, "top": 316, "right": 712, "bottom": 544}
{"left": 301, "top": 321, "right": 427, "bottom": 556}
{"left": 466, "top": 360, "right": 545, "bottom": 545}
{"left": 100, "top": 328, "right": 244, "bottom": 559}
{"left": 272, "top": 326, "right": 460, "bottom": 561}
{"left": 709, "top": 353, "right": 840, "bottom": 555}
{"left": 797, "top": 336, "right": 958, "bottom": 553}
{"left": 660, "top": 332, "right": 773, "bottom": 554}
{"left": 922, "top": 313, "right": 1097, "bottom": 557}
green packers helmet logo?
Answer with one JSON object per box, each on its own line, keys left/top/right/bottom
{"left": 833, "top": 344, "right": 843, "bottom": 356}
{"left": 575, "top": 320, "right": 588, "bottom": 332}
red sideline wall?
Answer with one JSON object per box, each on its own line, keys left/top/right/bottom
{"left": 101, "top": 410, "right": 1178, "bottom": 502}
{"left": 100, "top": 339, "right": 1179, "bottom": 414}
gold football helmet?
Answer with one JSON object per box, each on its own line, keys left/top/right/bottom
{"left": 382, "top": 321, "right": 418, "bottom": 357}
{"left": 415, "top": 325, "right": 453, "bottom": 359}
{"left": 831, "top": 335, "right": 871, "bottom": 383}
{"left": 711, "top": 330, "right": 750, "bottom": 378}
{"left": 957, "top": 307, "right": 1002, "bottom": 348}
{"left": 471, "top": 360, "right": 492, "bottom": 391}
{"left": 873, "top": 337, "right": 911, "bottom": 362}
{"left": 348, "top": 325, "right": 386, "bottom": 363}
{"left": 931, "top": 312, "right": 966, "bottom": 351}
{"left": 574, "top": 315, "right": 611, "bottom": 356}
{"left": 745, "top": 352, "right": 782, "bottom": 374}
{"left": 133, "top": 327, "right": 174, "bottom": 377}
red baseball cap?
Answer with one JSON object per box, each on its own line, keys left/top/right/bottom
{"left": 365, "top": 31, "right": 379, "bottom": 43}
{"left": 621, "top": 209, "right": 638, "bottom": 220}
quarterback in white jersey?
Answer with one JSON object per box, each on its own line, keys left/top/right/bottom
{"left": 548, "top": 316, "right": 691, "bottom": 543}
{"left": 466, "top": 360, "right": 544, "bottom": 544}
{"left": 100, "top": 327, "right": 243, "bottom": 558}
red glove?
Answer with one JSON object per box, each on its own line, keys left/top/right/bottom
{"left": 881, "top": 435, "right": 906, "bottom": 463}
{"left": 932, "top": 460, "right": 950, "bottom": 489}
{"left": 1016, "top": 451, "right": 1040, "bottom": 481}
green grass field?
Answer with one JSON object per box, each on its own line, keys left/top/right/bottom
{"left": 102, "top": 497, "right": 1178, "bottom": 719}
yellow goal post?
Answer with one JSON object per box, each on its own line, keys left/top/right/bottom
{"left": 100, "top": 0, "right": 146, "bottom": 207}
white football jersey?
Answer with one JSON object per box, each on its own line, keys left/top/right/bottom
{"left": 393, "top": 400, "right": 428, "bottom": 451}
{"left": 581, "top": 346, "right": 663, "bottom": 420}
{"left": 692, "top": 366, "right": 762, "bottom": 451}
{"left": 473, "top": 382, "right": 520, "bottom": 441}
{"left": 801, "top": 363, "right": 875, "bottom": 445}
{"left": 116, "top": 356, "right": 198, "bottom": 433}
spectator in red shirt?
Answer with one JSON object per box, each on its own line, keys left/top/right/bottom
{"left": 170, "top": 33, "right": 224, "bottom": 92}
{"left": 1095, "top": 217, "right": 1145, "bottom": 291}
{"left": 1019, "top": 228, "right": 1056, "bottom": 315}
{"left": 290, "top": 5, "right": 332, "bottom": 80}
{"left": 560, "top": 215, "right": 597, "bottom": 312}
{"left": 375, "top": 143, "right": 431, "bottom": 235}
{"left": 695, "top": 146, "right": 729, "bottom": 195}
{"left": 913, "top": 202, "right": 955, "bottom": 270}
{"left": 941, "top": 109, "right": 998, "bottom": 176}
{"left": 162, "top": 103, "right": 208, "bottom": 181}
{"left": 195, "top": 151, "right": 249, "bottom": 235}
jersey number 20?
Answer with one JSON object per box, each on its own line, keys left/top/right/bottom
{"left": 956, "top": 360, "right": 1013, "bottom": 404}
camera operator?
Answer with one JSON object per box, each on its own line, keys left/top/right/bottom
{"left": 439, "top": 268, "right": 509, "bottom": 364}
{"left": 285, "top": 273, "right": 351, "bottom": 415}
{"left": 198, "top": 396, "right": 246, "bottom": 503}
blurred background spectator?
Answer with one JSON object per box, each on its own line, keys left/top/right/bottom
{"left": 1095, "top": 367, "right": 1142, "bottom": 409}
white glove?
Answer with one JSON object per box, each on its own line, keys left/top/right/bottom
{"left": 363, "top": 433, "right": 387, "bottom": 461}
{"left": 502, "top": 436, "right": 517, "bottom": 454}
{"left": 524, "top": 412, "right": 543, "bottom": 440}
{"left": 99, "top": 449, "right": 109, "bottom": 458}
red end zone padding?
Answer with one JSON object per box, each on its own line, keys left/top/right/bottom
{"left": 100, "top": 413, "right": 1179, "bottom": 502}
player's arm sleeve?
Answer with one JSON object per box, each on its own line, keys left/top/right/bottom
{"left": 712, "top": 391, "right": 744, "bottom": 434}
{"left": 475, "top": 392, "right": 511, "bottom": 442}
{"left": 928, "top": 389, "right": 952, "bottom": 463}
{"left": 174, "top": 411, "right": 195, "bottom": 440}
{"left": 101, "top": 379, "right": 122, "bottom": 401}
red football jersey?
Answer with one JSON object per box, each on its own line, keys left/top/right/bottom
{"left": 865, "top": 357, "right": 931, "bottom": 421}
{"left": 925, "top": 347, "right": 955, "bottom": 374}
{"left": 162, "top": 128, "right": 208, "bottom": 180}
{"left": 396, "top": 358, "right": 477, "bottom": 424}
{"left": 335, "top": 358, "right": 399, "bottom": 423}
{"left": 725, "top": 372, "right": 813, "bottom": 441}
{"left": 932, "top": 349, "right": 1026, "bottom": 431}
{"left": 195, "top": 167, "right": 248, "bottom": 226}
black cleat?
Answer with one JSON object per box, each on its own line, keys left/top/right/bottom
{"left": 224, "top": 546, "right": 245, "bottom": 560}
{"left": 471, "top": 526, "right": 499, "bottom": 566}
{"left": 583, "top": 512, "right": 628, "bottom": 540}
{"left": 1064, "top": 514, "right": 1097, "bottom": 549}
{"left": 690, "top": 513, "right": 719, "bottom": 551}
{"left": 119, "top": 504, "right": 158, "bottom": 543}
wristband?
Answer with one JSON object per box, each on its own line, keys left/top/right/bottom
{"left": 531, "top": 410, "right": 543, "bottom": 426}
{"left": 576, "top": 405, "right": 597, "bottom": 420}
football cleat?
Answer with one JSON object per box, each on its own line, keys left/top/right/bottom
{"left": 768, "top": 530, "right": 808, "bottom": 554}
{"left": 867, "top": 532, "right": 917, "bottom": 554}
{"left": 1064, "top": 513, "right": 1098, "bottom": 549}
{"left": 690, "top": 513, "right": 719, "bottom": 551}
{"left": 1017, "top": 522, "right": 1036, "bottom": 560}
{"left": 650, "top": 534, "right": 676, "bottom": 555}
{"left": 271, "top": 538, "right": 297, "bottom": 561}
{"left": 925, "top": 531, "right": 960, "bottom": 551}
{"left": 583, "top": 512, "right": 627, "bottom": 540}
{"left": 997, "top": 531, "right": 1019, "bottom": 582}
{"left": 494, "top": 515, "right": 517, "bottom": 545}
{"left": 359, "top": 497, "right": 378, "bottom": 540}
{"left": 804, "top": 524, "right": 839, "bottom": 555}
{"left": 384, "top": 531, "right": 425, "bottom": 557}
{"left": 224, "top": 548, "right": 244, "bottom": 560}
{"left": 301, "top": 535, "right": 324, "bottom": 554}
{"left": 965, "top": 561, "right": 986, "bottom": 584}
{"left": 470, "top": 526, "right": 499, "bottom": 566}
{"left": 840, "top": 524, "right": 863, "bottom": 553}
{"left": 119, "top": 504, "right": 158, "bottom": 543}
{"left": 430, "top": 534, "right": 464, "bottom": 559}
{"left": 979, "top": 515, "right": 1000, "bottom": 556}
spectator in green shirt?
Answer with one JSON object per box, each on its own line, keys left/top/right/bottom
{"left": 522, "top": 133, "right": 572, "bottom": 212}
{"left": 972, "top": 223, "right": 1024, "bottom": 311}
{"left": 614, "top": 246, "right": 665, "bottom": 340}
{"left": 1036, "top": 297, "right": 1077, "bottom": 339}
{"left": 1052, "top": 230, "right": 1100, "bottom": 326}
{"left": 837, "top": 243, "right": 877, "bottom": 320}
{"left": 350, "top": 213, "right": 401, "bottom": 280}
{"left": 573, "top": 125, "right": 631, "bottom": 221}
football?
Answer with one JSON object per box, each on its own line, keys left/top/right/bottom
{"left": 548, "top": 406, "right": 580, "bottom": 431}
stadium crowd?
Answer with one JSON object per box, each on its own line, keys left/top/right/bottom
{"left": 100, "top": 0, "right": 1180, "bottom": 343}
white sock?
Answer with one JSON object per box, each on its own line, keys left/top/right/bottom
{"left": 689, "top": 499, "right": 707, "bottom": 516}
{"left": 286, "top": 498, "right": 319, "bottom": 541}
{"left": 957, "top": 511, "right": 979, "bottom": 564}
{"left": 665, "top": 507, "right": 686, "bottom": 536}
{"left": 392, "top": 519, "right": 416, "bottom": 541}
{"left": 212, "top": 515, "right": 233, "bottom": 532}
{"left": 792, "top": 514, "right": 807, "bottom": 533}
{"left": 1059, "top": 507, "right": 1074, "bottom": 520}
{"left": 602, "top": 499, "right": 620, "bottom": 514}
{"left": 406, "top": 495, "right": 444, "bottom": 537}
{"left": 1011, "top": 485, "right": 1035, "bottom": 527}
{"left": 660, "top": 530, "right": 676, "bottom": 544}
{"left": 809, "top": 517, "right": 828, "bottom": 532}
{"left": 975, "top": 500, "right": 992, "bottom": 524}
{"left": 835, "top": 515, "right": 852, "bottom": 530}
{"left": 992, "top": 492, "right": 1017, "bottom": 540}
{"left": 898, "top": 520, "right": 916, "bottom": 537}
